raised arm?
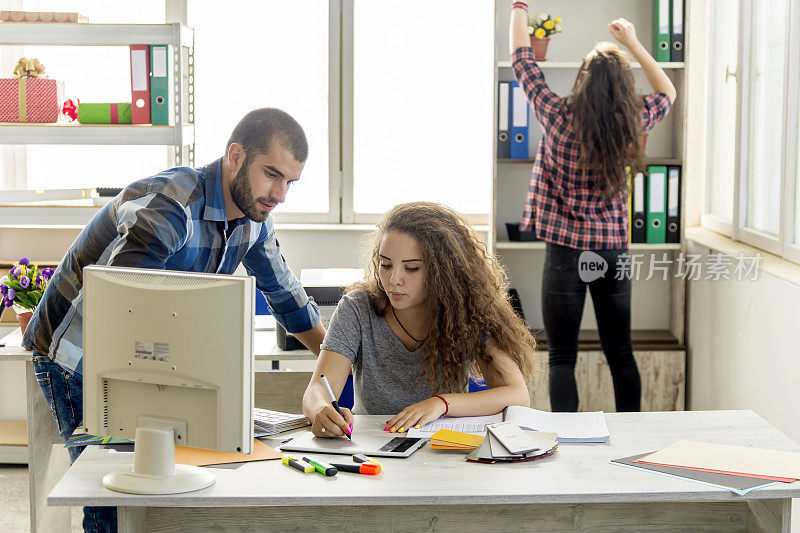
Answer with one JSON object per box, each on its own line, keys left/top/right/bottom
{"left": 509, "top": 2, "right": 530, "bottom": 55}
{"left": 608, "top": 18, "right": 677, "bottom": 103}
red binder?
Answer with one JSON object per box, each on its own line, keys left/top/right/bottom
{"left": 129, "top": 44, "right": 151, "bottom": 124}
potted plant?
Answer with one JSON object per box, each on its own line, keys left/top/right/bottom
{"left": 528, "top": 13, "right": 562, "bottom": 61}
{"left": 1, "top": 258, "right": 53, "bottom": 335}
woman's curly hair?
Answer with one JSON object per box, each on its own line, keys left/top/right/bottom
{"left": 570, "top": 41, "right": 646, "bottom": 199}
{"left": 348, "top": 202, "right": 535, "bottom": 394}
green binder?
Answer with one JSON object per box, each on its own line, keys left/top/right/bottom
{"left": 646, "top": 165, "right": 667, "bottom": 243}
{"left": 653, "top": 0, "right": 671, "bottom": 62}
{"left": 150, "top": 44, "right": 170, "bottom": 125}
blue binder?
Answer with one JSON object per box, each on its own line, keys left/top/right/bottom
{"left": 510, "top": 81, "right": 529, "bottom": 159}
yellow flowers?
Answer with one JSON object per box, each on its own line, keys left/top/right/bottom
{"left": 527, "top": 13, "right": 563, "bottom": 39}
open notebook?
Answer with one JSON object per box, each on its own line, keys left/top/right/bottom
{"left": 407, "top": 406, "right": 609, "bottom": 443}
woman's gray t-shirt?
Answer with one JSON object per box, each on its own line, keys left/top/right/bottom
{"left": 321, "top": 289, "right": 467, "bottom": 415}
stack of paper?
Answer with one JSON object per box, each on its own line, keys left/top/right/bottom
{"left": 253, "top": 408, "right": 310, "bottom": 437}
{"left": 613, "top": 440, "right": 800, "bottom": 495}
{"left": 466, "top": 429, "right": 557, "bottom": 464}
{"left": 407, "top": 407, "right": 610, "bottom": 443}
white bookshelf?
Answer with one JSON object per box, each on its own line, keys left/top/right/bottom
{"left": 491, "top": 0, "right": 688, "bottom": 345}
{"left": 0, "top": 22, "right": 195, "bottom": 164}
{"left": 496, "top": 60, "right": 685, "bottom": 69}
{"left": 495, "top": 242, "right": 682, "bottom": 251}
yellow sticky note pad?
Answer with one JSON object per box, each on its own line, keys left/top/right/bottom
{"left": 430, "top": 429, "right": 485, "bottom": 448}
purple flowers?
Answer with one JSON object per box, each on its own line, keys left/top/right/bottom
{"left": 3, "top": 298, "right": 11, "bottom": 307}
{"left": 19, "top": 276, "right": 30, "bottom": 289}
{"left": 41, "top": 267, "right": 54, "bottom": 279}
{"left": 0, "top": 285, "right": 5, "bottom": 296}
{"left": 2, "top": 258, "right": 52, "bottom": 312}
{"left": 7, "top": 288, "right": 15, "bottom": 300}
{"left": 9, "top": 265, "right": 19, "bottom": 278}
{"left": 19, "top": 257, "right": 29, "bottom": 265}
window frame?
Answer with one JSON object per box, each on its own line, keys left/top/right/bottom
{"left": 0, "top": 0, "right": 493, "bottom": 226}
{"left": 703, "top": 0, "right": 800, "bottom": 263}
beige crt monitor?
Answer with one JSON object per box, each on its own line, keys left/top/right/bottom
{"left": 82, "top": 266, "right": 255, "bottom": 494}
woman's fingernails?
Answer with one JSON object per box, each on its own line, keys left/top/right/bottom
{"left": 349, "top": 423, "right": 353, "bottom": 432}
{"left": 383, "top": 425, "right": 390, "bottom": 431}
{"left": 398, "top": 427, "right": 405, "bottom": 433}
{"left": 390, "top": 426, "right": 397, "bottom": 433}
{"left": 415, "top": 424, "right": 420, "bottom": 429}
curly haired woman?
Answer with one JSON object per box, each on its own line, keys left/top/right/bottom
{"left": 302, "top": 202, "right": 536, "bottom": 437}
{"left": 510, "top": 3, "right": 676, "bottom": 412}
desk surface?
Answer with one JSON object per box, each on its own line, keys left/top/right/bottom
{"left": 49, "top": 410, "right": 800, "bottom": 508}
{"left": 0, "top": 329, "right": 315, "bottom": 361}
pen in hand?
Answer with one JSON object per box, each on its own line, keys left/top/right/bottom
{"left": 320, "top": 374, "right": 352, "bottom": 440}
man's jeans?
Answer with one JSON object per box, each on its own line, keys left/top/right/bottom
{"left": 32, "top": 353, "right": 117, "bottom": 533}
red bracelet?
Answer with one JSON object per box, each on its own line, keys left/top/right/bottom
{"left": 512, "top": 2, "right": 528, "bottom": 10}
{"left": 432, "top": 394, "right": 449, "bottom": 416}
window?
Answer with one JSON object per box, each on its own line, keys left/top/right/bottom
{"left": 188, "top": 0, "right": 333, "bottom": 220}
{"left": 703, "top": 0, "right": 800, "bottom": 263}
{"left": 743, "top": 0, "right": 786, "bottom": 238}
{"left": 0, "top": 0, "right": 495, "bottom": 225}
{"left": 703, "top": 0, "right": 738, "bottom": 232}
{"left": 350, "top": 0, "right": 494, "bottom": 222}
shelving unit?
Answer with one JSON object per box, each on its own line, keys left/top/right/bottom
{"left": 492, "top": 0, "right": 688, "bottom": 412}
{"left": 0, "top": 21, "right": 195, "bottom": 478}
{"left": 0, "top": 22, "right": 195, "bottom": 165}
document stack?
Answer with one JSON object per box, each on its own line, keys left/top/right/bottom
{"left": 253, "top": 408, "right": 310, "bottom": 437}
{"left": 466, "top": 425, "right": 558, "bottom": 464}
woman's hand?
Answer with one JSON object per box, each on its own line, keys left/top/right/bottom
{"left": 608, "top": 18, "right": 638, "bottom": 49}
{"left": 311, "top": 404, "right": 354, "bottom": 438}
{"left": 385, "top": 397, "right": 447, "bottom": 433}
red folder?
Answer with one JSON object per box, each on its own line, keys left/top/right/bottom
{"left": 129, "top": 44, "right": 151, "bottom": 124}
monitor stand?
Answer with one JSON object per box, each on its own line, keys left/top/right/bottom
{"left": 102, "top": 426, "right": 215, "bottom": 495}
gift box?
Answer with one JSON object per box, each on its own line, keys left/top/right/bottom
{"left": 0, "top": 77, "right": 64, "bottom": 123}
{"left": 78, "top": 103, "right": 133, "bottom": 124}
{"left": 0, "top": 11, "right": 88, "bottom": 23}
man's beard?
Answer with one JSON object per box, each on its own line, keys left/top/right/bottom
{"left": 230, "top": 161, "right": 270, "bottom": 223}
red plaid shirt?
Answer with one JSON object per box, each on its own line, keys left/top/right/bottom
{"left": 512, "top": 47, "right": 672, "bottom": 250}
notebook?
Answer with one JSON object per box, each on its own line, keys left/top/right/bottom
{"left": 407, "top": 406, "right": 609, "bottom": 443}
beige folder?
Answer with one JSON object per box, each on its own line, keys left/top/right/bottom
{"left": 639, "top": 440, "right": 800, "bottom": 480}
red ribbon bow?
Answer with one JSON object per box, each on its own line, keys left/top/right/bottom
{"left": 62, "top": 99, "right": 79, "bottom": 122}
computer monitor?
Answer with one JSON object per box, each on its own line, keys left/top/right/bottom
{"left": 82, "top": 266, "right": 255, "bottom": 494}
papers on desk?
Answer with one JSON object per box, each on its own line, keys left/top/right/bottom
{"left": 253, "top": 408, "right": 310, "bottom": 437}
{"left": 466, "top": 429, "right": 558, "bottom": 464}
{"left": 406, "top": 407, "right": 610, "bottom": 443}
{"left": 614, "top": 440, "right": 800, "bottom": 495}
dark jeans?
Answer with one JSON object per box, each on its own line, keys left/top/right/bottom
{"left": 541, "top": 243, "right": 641, "bottom": 412}
{"left": 32, "top": 353, "right": 117, "bottom": 533}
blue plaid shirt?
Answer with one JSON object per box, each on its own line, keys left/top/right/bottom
{"left": 22, "top": 158, "right": 320, "bottom": 376}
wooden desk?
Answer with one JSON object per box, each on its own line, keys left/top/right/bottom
{"left": 49, "top": 411, "right": 800, "bottom": 532}
{"left": 0, "top": 328, "right": 314, "bottom": 533}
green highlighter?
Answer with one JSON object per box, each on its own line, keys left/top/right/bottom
{"left": 302, "top": 456, "right": 338, "bottom": 476}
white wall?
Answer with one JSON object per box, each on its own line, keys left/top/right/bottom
{"left": 686, "top": 240, "right": 800, "bottom": 443}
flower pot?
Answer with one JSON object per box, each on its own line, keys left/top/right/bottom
{"left": 530, "top": 36, "right": 550, "bottom": 61}
{"left": 16, "top": 311, "right": 32, "bottom": 336}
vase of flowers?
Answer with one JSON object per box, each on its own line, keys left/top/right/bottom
{"left": 528, "top": 13, "right": 562, "bottom": 61}
{"left": 1, "top": 258, "right": 53, "bottom": 335}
